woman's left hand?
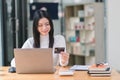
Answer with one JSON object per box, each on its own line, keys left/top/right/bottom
{"left": 59, "top": 52, "right": 69, "bottom": 65}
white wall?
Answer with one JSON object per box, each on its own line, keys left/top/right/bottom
{"left": 107, "top": 0, "right": 120, "bottom": 71}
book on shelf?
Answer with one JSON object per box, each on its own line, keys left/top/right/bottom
{"left": 69, "top": 17, "right": 80, "bottom": 30}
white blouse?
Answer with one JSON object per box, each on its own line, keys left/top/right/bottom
{"left": 11, "top": 35, "right": 68, "bottom": 67}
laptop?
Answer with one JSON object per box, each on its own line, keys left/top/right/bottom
{"left": 14, "top": 48, "right": 55, "bottom": 74}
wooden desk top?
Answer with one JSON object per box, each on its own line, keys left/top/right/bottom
{"left": 0, "top": 66, "right": 120, "bottom": 80}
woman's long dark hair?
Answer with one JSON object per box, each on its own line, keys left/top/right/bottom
{"left": 33, "top": 10, "right": 54, "bottom": 48}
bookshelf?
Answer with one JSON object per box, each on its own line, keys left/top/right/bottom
{"left": 65, "top": 2, "right": 104, "bottom": 65}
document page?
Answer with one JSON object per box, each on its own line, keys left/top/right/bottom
{"left": 70, "top": 65, "right": 89, "bottom": 71}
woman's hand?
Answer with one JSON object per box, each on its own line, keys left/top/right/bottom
{"left": 59, "top": 52, "right": 69, "bottom": 65}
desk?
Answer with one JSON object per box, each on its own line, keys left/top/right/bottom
{"left": 0, "top": 66, "right": 120, "bottom": 80}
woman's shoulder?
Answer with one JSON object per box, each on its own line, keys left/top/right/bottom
{"left": 54, "top": 34, "right": 65, "bottom": 39}
{"left": 54, "top": 34, "right": 66, "bottom": 47}
{"left": 54, "top": 34, "right": 65, "bottom": 42}
{"left": 22, "top": 37, "right": 34, "bottom": 48}
{"left": 25, "top": 37, "right": 34, "bottom": 43}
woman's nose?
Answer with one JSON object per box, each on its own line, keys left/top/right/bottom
{"left": 42, "top": 25, "right": 47, "bottom": 30}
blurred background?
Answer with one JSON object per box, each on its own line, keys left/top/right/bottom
{"left": 0, "top": 0, "right": 120, "bottom": 71}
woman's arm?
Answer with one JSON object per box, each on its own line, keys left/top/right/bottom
{"left": 54, "top": 35, "right": 69, "bottom": 66}
{"left": 10, "top": 37, "right": 34, "bottom": 67}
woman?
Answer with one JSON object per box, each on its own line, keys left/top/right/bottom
{"left": 11, "top": 9, "right": 69, "bottom": 67}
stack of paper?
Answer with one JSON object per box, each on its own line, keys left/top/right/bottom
{"left": 88, "top": 63, "right": 111, "bottom": 77}
{"left": 70, "top": 65, "right": 89, "bottom": 71}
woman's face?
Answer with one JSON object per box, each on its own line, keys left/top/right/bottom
{"left": 37, "top": 18, "right": 51, "bottom": 36}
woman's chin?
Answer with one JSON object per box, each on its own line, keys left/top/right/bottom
{"left": 41, "top": 33, "right": 49, "bottom": 36}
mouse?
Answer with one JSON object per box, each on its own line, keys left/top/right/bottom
{"left": 8, "top": 67, "right": 16, "bottom": 73}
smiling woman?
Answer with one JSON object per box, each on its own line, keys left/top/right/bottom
{"left": 11, "top": 9, "right": 69, "bottom": 67}
{"left": 37, "top": 18, "right": 51, "bottom": 36}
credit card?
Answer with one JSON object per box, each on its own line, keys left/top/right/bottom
{"left": 54, "top": 47, "right": 65, "bottom": 54}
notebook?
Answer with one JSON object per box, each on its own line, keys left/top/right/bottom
{"left": 70, "top": 65, "right": 89, "bottom": 71}
{"left": 14, "top": 48, "right": 55, "bottom": 74}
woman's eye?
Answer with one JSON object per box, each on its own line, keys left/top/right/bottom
{"left": 38, "top": 25, "right": 42, "bottom": 27}
{"left": 45, "top": 23, "right": 50, "bottom": 26}
{"left": 38, "top": 23, "right": 49, "bottom": 27}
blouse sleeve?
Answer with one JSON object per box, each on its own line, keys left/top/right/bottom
{"left": 22, "top": 37, "right": 34, "bottom": 48}
{"left": 54, "top": 35, "right": 66, "bottom": 52}
{"left": 54, "top": 35, "right": 68, "bottom": 66}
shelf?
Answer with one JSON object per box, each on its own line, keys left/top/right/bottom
{"left": 64, "top": 2, "right": 104, "bottom": 65}
{"left": 65, "top": 3, "right": 96, "bottom": 57}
